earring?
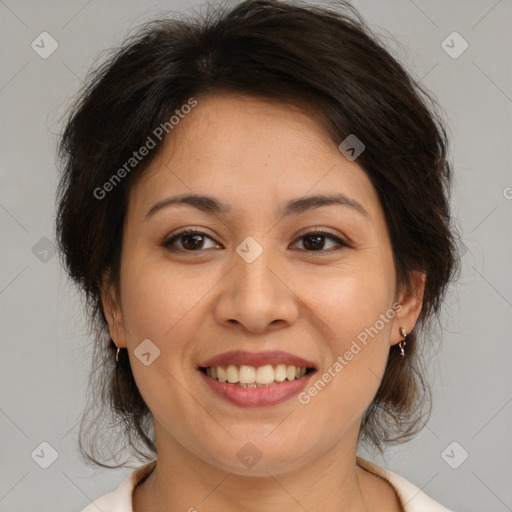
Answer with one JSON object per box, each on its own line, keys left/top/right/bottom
{"left": 398, "top": 327, "right": 408, "bottom": 356}
{"left": 115, "top": 346, "right": 120, "bottom": 363}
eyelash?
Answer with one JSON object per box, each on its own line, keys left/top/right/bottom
{"left": 161, "top": 228, "right": 349, "bottom": 254}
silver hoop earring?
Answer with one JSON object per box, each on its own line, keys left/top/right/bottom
{"left": 398, "top": 327, "right": 408, "bottom": 357}
{"left": 115, "top": 347, "right": 120, "bottom": 363}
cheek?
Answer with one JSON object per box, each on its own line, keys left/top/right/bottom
{"left": 118, "top": 262, "right": 208, "bottom": 432}
{"left": 302, "top": 252, "right": 395, "bottom": 342}
{"left": 120, "top": 260, "right": 212, "bottom": 344}
{"left": 298, "top": 257, "right": 394, "bottom": 418}
{"left": 117, "top": 261, "right": 210, "bottom": 407}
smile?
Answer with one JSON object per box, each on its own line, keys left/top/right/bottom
{"left": 200, "top": 364, "right": 313, "bottom": 387}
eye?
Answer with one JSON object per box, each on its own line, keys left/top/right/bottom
{"left": 161, "top": 229, "right": 220, "bottom": 252}
{"left": 291, "top": 229, "right": 348, "bottom": 252}
{"left": 161, "top": 228, "right": 349, "bottom": 253}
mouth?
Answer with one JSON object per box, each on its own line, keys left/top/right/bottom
{"left": 197, "top": 350, "right": 318, "bottom": 406}
{"left": 199, "top": 364, "right": 316, "bottom": 388}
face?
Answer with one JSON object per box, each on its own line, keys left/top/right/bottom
{"left": 103, "top": 92, "right": 424, "bottom": 476}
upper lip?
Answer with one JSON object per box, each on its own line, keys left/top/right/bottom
{"left": 198, "top": 350, "right": 316, "bottom": 369}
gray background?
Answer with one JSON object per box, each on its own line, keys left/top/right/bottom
{"left": 0, "top": 0, "right": 511, "bottom": 511}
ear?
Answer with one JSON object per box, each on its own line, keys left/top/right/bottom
{"left": 390, "top": 271, "right": 426, "bottom": 347}
{"left": 100, "top": 275, "right": 127, "bottom": 349}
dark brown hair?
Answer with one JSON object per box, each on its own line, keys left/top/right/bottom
{"left": 55, "top": 0, "right": 460, "bottom": 468}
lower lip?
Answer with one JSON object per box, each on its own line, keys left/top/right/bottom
{"left": 198, "top": 370, "right": 315, "bottom": 407}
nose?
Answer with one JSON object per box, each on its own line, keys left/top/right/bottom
{"left": 213, "top": 243, "right": 300, "bottom": 334}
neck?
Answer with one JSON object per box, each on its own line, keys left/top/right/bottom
{"left": 133, "top": 423, "right": 378, "bottom": 512}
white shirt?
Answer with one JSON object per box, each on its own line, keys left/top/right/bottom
{"left": 80, "top": 456, "right": 454, "bottom": 511}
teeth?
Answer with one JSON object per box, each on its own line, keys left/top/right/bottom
{"left": 204, "top": 364, "right": 309, "bottom": 385}
{"left": 226, "top": 364, "right": 239, "bottom": 384}
{"left": 256, "top": 364, "right": 275, "bottom": 384}
{"left": 239, "top": 364, "right": 256, "bottom": 384}
{"left": 274, "top": 364, "right": 287, "bottom": 382}
{"left": 217, "top": 366, "right": 227, "bottom": 382}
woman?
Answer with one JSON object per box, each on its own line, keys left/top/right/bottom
{"left": 55, "top": 1, "right": 459, "bottom": 510}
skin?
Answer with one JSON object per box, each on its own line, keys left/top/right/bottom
{"left": 102, "top": 92, "right": 425, "bottom": 512}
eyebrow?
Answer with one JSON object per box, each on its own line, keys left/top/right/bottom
{"left": 145, "top": 192, "right": 369, "bottom": 220}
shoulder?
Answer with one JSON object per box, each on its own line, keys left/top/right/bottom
{"left": 78, "top": 461, "right": 157, "bottom": 512}
{"left": 356, "top": 456, "right": 454, "bottom": 512}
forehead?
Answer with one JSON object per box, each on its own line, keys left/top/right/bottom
{"left": 126, "top": 92, "right": 381, "bottom": 223}
{"left": 154, "top": 92, "right": 336, "bottom": 165}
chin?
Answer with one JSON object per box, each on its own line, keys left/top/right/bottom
{"left": 201, "top": 439, "right": 314, "bottom": 478}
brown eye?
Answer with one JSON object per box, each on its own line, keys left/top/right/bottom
{"left": 161, "top": 229, "right": 348, "bottom": 253}
{"left": 292, "top": 231, "right": 348, "bottom": 252}
{"left": 162, "top": 230, "right": 219, "bottom": 252}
